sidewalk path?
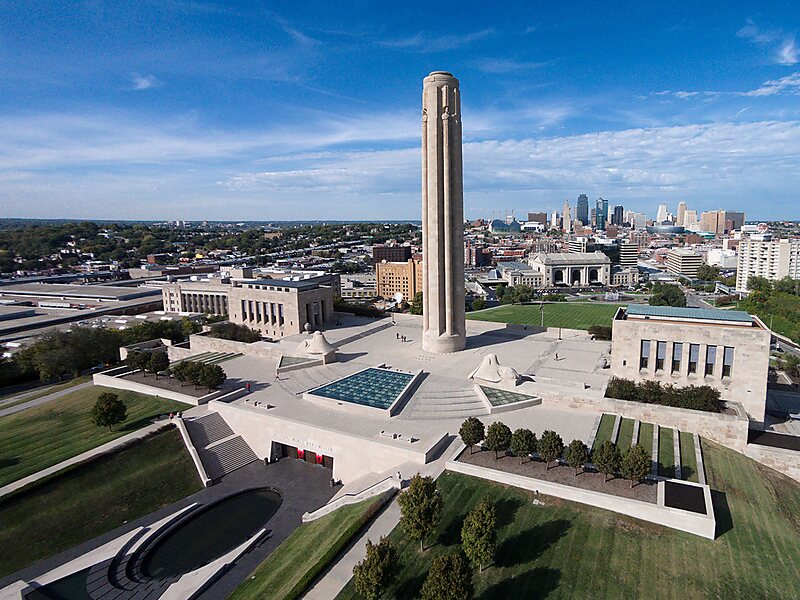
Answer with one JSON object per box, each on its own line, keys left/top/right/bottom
{"left": 302, "top": 439, "right": 456, "bottom": 600}
{"left": 0, "top": 418, "right": 167, "bottom": 499}
{"left": 0, "top": 381, "right": 93, "bottom": 419}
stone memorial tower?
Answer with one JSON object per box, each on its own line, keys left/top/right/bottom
{"left": 421, "top": 71, "right": 466, "bottom": 353}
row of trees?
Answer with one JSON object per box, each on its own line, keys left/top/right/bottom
{"left": 124, "top": 351, "right": 226, "bottom": 391}
{"left": 206, "top": 322, "right": 262, "bottom": 343}
{"left": 648, "top": 283, "right": 687, "bottom": 307}
{"left": 605, "top": 377, "right": 723, "bottom": 413}
{"left": 459, "top": 417, "right": 652, "bottom": 487}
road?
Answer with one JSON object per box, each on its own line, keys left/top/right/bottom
{"left": 0, "top": 381, "right": 93, "bottom": 419}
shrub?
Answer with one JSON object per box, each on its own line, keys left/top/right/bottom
{"left": 333, "top": 296, "right": 385, "bottom": 318}
{"left": 605, "top": 377, "right": 723, "bottom": 413}
{"left": 588, "top": 325, "right": 613, "bottom": 340}
{"left": 485, "top": 422, "right": 512, "bottom": 459}
{"left": 593, "top": 440, "right": 621, "bottom": 482}
{"left": 459, "top": 417, "right": 485, "bottom": 454}
{"left": 538, "top": 430, "right": 564, "bottom": 470}
{"left": 621, "top": 444, "right": 652, "bottom": 488}
{"left": 510, "top": 428, "right": 537, "bottom": 464}
{"left": 565, "top": 439, "right": 589, "bottom": 476}
{"left": 207, "top": 322, "right": 262, "bottom": 343}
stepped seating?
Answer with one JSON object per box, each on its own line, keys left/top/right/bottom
{"left": 406, "top": 388, "right": 489, "bottom": 420}
{"left": 199, "top": 436, "right": 259, "bottom": 480}
{"left": 184, "top": 413, "right": 234, "bottom": 448}
{"left": 171, "top": 351, "right": 241, "bottom": 366}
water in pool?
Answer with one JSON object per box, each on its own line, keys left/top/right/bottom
{"left": 141, "top": 488, "right": 281, "bottom": 579}
{"left": 310, "top": 368, "right": 414, "bottom": 409}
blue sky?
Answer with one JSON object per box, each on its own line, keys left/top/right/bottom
{"left": 0, "top": 1, "right": 799, "bottom": 221}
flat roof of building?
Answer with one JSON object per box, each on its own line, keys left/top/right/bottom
{"left": 624, "top": 304, "right": 754, "bottom": 325}
{"left": 531, "top": 252, "right": 611, "bottom": 265}
{"left": 496, "top": 261, "right": 532, "bottom": 272}
{"left": 0, "top": 283, "right": 160, "bottom": 301}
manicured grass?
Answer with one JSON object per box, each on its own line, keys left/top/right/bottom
{"left": 338, "top": 441, "right": 800, "bottom": 598}
{"left": 615, "top": 418, "right": 635, "bottom": 449}
{"left": 680, "top": 432, "right": 699, "bottom": 483}
{"left": 229, "top": 496, "right": 386, "bottom": 600}
{"left": 658, "top": 427, "right": 675, "bottom": 478}
{"left": 591, "top": 414, "right": 615, "bottom": 451}
{"left": 0, "top": 376, "right": 91, "bottom": 409}
{"left": 637, "top": 422, "right": 654, "bottom": 457}
{"left": 0, "top": 427, "right": 201, "bottom": 578}
{"left": 467, "top": 302, "right": 623, "bottom": 331}
{"left": 0, "top": 385, "right": 187, "bottom": 487}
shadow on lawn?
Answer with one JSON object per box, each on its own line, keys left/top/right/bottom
{"left": 438, "top": 496, "right": 524, "bottom": 549}
{"left": 496, "top": 519, "right": 571, "bottom": 567}
{"left": 482, "top": 567, "right": 561, "bottom": 599}
{"left": 711, "top": 490, "right": 733, "bottom": 538}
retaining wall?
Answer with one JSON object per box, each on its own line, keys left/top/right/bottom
{"left": 446, "top": 450, "right": 716, "bottom": 540}
{"left": 93, "top": 370, "right": 212, "bottom": 406}
{"left": 744, "top": 443, "right": 800, "bottom": 482}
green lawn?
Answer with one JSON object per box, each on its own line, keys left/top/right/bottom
{"left": 615, "top": 418, "right": 635, "bottom": 449}
{"left": 229, "top": 496, "right": 387, "bottom": 600}
{"left": 680, "top": 432, "right": 699, "bottom": 483}
{"left": 0, "top": 375, "right": 91, "bottom": 409}
{"left": 0, "top": 385, "right": 187, "bottom": 487}
{"left": 0, "top": 426, "right": 200, "bottom": 577}
{"left": 467, "top": 302, "right": 623, "bottom": 331}
{"left": 337, "top": 441, "right": 800, "bottom": 598}
{"left": 658, "top": 427, "right": 675, "bottom": 478}
{"left": 591, "top": 414, "right": 616, "bottom": 451}
{"left": 637, "top": 422, "right": 654, "bottom": 457}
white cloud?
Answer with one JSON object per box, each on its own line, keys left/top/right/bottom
{"left": 130, "top": 73, "right": 160, "bottom": 90}
{"left": 737, "top": 19, "right": 780, "bottom": 44}
{"left": 777, "top": 38, "right": 799, "bottom": 66}
{"left": 473, "top": 58, "right": 546, "bottom": 74}
{"left": 378, "top": 29, "right": 493, "bottom": 53}
{"left": 655, "top": 72, "right": 800, "bottom": 99}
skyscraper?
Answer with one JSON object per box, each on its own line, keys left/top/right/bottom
{"left": 421, "top": 71, "right": 465, "bottom": 353}
{"left": 596, "top": 197, "right": 608, "bottom": 230}
{"left": 612, "top": 205, "right": 624, "bottom": 226}
{"left": 676, "top": 202, "right": 687, "bottom": 227}
{"left": 656, "top": 203, "right": 668, "bottom": 223}
{"left": 562, "top": 200, "right": 572, "bottom": 232}
{"left": 576, "top": 194, "right": 589, "bottom": 224}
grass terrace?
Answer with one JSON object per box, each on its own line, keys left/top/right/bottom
{"left": 0, "top": 386, "right": 187, "bottom": 487}
{"left": 230, "top": 496, "right": 386, "bottom": 600}
{"left": 680, "top": 432, "right": 699, "bottom": 483}
{"left": 0, "top": 375, "right": 91, "bottom": 409}
{"left": 616, "top": 418, "right": 635, "bottom": 449}
{"left": 638, "top": 422, "right": 654, "bottom": 455}
{"left": 658, "top": 427, "right": 676, "bottom": 479}
{"left": 0, "top": 427, "right": 200, "bottom": 578}
{"left": 337, "top": 441, "right": 800, "bottom": 598}
{"left": 467, "top": 302, "right": 622, "bottom": 331}
{"left": 591, "top": 414, "right": 615, "bottom": 451}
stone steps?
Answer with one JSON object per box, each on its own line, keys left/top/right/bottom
{"left": 184, "top": 413, "right": 234, "bottom": 448}
{"left": 199, "top": 435, "right": 259, "bottom": 480}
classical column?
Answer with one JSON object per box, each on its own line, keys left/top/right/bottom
{"left": 421, "top": 71, "right": 466, "bottom": 353}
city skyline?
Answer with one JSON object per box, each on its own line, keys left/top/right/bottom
{"left": 0, "top": 2, "right": 799, "bottom": 220}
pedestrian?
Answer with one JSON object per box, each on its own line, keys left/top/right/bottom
{"left": 169, "top": 412, "right": 173, "bottom": 420}
{"left": 397, "top": 471, "right": 402, "bottom": 481}
{"left": 396, "top": 332, "right": 400, "bottom": 340}
{"left": 555, "top": 352, "right": 559, "bottom": 361}
{"left": 246, "top": 382, "right": 251, "bottom": 394}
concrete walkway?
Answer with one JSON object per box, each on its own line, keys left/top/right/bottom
{"left": 0, "top": 418, "right": 167, "bottom": 499}
{"left": 302, "top": 441, "right": 456, "bottom": 600}
{"left": 0, "top": 381, "right": 92, "bottom": 418}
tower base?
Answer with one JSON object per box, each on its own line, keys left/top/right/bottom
{"left": 422, "top": 331, "right": 466, "bottom": 354}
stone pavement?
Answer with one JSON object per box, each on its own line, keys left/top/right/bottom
{"left": 0, "top": 381, "right": 92, "bottom": 418}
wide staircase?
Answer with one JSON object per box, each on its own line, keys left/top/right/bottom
{"left": 278, "top": 363, "right": 362, "bottom": 396}
{"left": 406, "top": 387, "right": 489, "bottom": 420}
{"left": 184, "top": 413, "right": 258, "bottom": 480}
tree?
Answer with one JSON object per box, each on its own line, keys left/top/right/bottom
{"left": 485, "top": 421, "right": 512, "bottom": 459}
{"left": 197, "top": 363, "right": 226, "bottom": 391}
{"left": 171, "top": 361, "right": 190, "bottom": 386}
{"left": 747, "top": 276, "right": 773, "bottom": 293}
{"left": 91, "top": 392, "right": 127, "bottom": 431}
{"left": 183, "top": 361, "right": 205, "bottom": 389}
{"left": 459, "top": 417, "right": 485, "bottom": 454}
{"left": 126, "top": 350, "right": 151, "bottom": 376}
{"left": 420, "top": 552, "right": 473, "bottom": 600}
{"left": 397, "top": 474, "right": 443, "bottom": 552}
{"left": 587, "top": 325, "right": 612, "bottom": 341}
{"left": 649, "top": 283, "right": 686, "bottom": 307}
{"left": 461, "top": 499, "right": 496, "bottom": 572}
{"left": 511, "top": 428, "right": 537, "bottom": 464}
{"left": 207, "top": 322, "right": 261, "bottom": 342}
{"left": 696, "top": 264, "right": 720, "bottom": 281}
{"left": 538, "top": 429, "right": 564, "bottom": 470}
{"left": 565, "top": 439, "right": 589, "bottom": 476}
{"left": 410, "top": 292, "right": 424, "bottom": 315}
{"left": 147, "top": 351, "right": 170, "bottom": 379}
{"left": 471, "top": 298, "right": 487, "bottom": 311}
{"left": 621, "top": 444, "right": 652, "bottom": 488}
{"left": 495, "top": 283, "right": 507, "bottom": 302}
{"left": 353, "top": 536, "right": 397, "bottom": 600}
{"left": 593, "top": 440, "right": 621, "bottom": 482}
